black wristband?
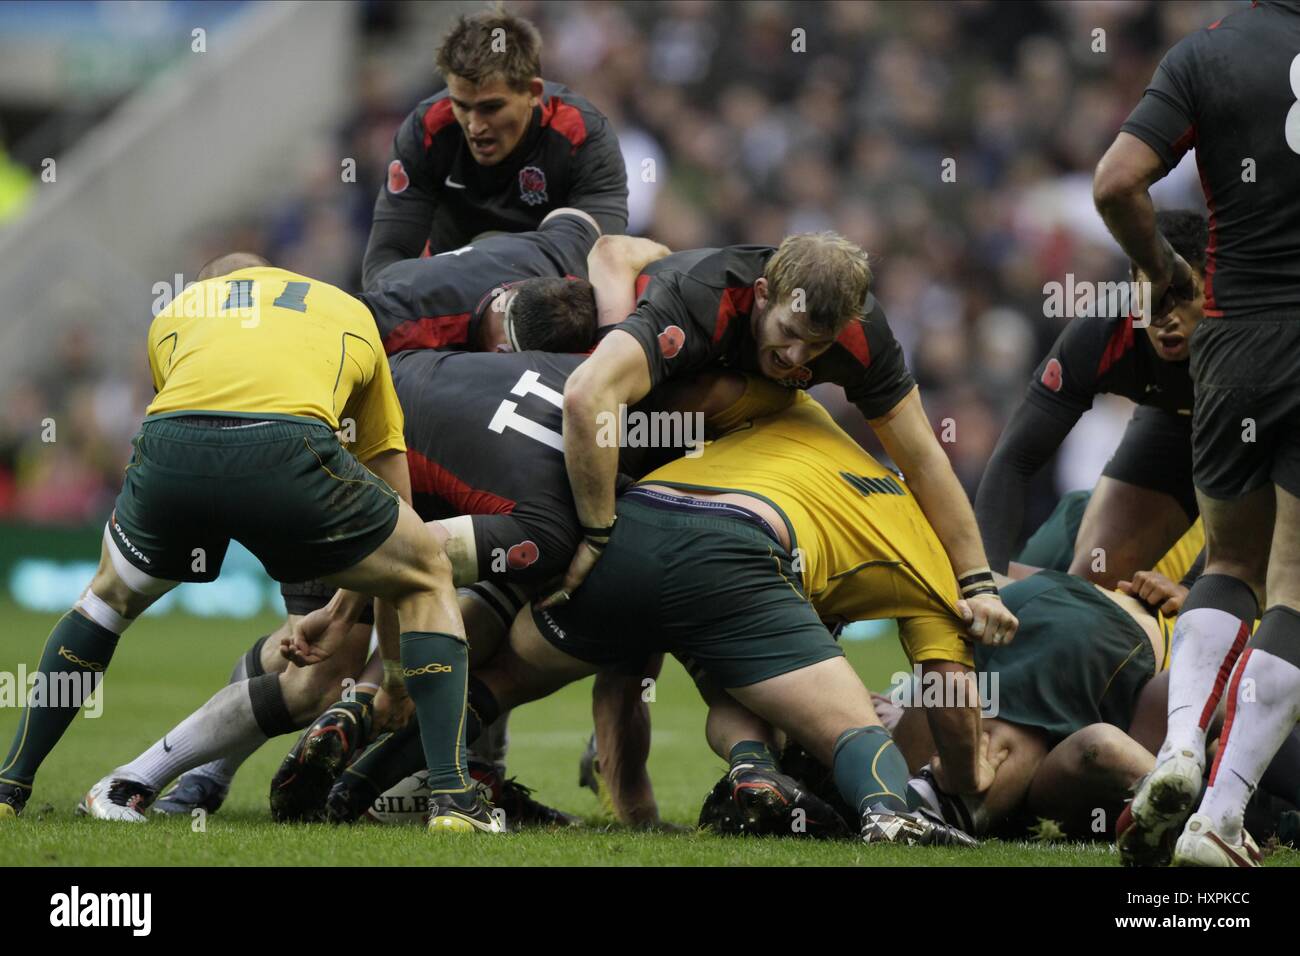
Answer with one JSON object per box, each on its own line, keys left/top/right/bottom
{"left": 958, "top": 570, "right": 995, "bottom": 590}
{"left": 580, "top": 520, "right": 616, "bottom": 539}
{"left": 962, "top": 584, "right": 999, "bottom": 600}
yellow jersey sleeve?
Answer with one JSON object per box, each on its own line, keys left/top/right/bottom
{"left": 898, "top": 613, "right": 974, "bottom": 667}
{"left": 339, "top": 343, "right": 406, "bottom": 463}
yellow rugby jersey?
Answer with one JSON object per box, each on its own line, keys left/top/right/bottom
{"left": 644, "top": 378, "right": 969, "bottom": 665}
{"left": 146, "top": 267, "right": 404, "bottom": 462}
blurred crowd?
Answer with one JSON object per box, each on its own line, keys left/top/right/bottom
{"left": 1, "top": 0, "right": 1232, "bottom": 535}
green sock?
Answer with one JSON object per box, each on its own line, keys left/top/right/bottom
{"left": 832, "top": 726, "right": 909, "bottom": 815}
{"left": 0, "top": 611, "right": 119, "bottom": 790}
{"left": 342, "top": 722, "right": 426, "bottom": 796}
{"left": 399, "top": 631, "right": 470, "bottom": 795}
{"left": 728, "top": 740, "right": 778, "bottom": 776}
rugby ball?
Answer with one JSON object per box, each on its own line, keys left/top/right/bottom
{"left": 365, "top": 771, "right": 432, "bottom": 825}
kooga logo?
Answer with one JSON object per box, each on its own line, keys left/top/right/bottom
{"left": 49, "top": 886, "right": 151, "bottom": 936}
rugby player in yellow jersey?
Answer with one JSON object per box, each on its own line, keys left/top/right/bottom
{"left": 457, "top": 374, "right": 986, "bottom": 846}
{"left": 0, "top": 253, "right": 497, "bottom": 834}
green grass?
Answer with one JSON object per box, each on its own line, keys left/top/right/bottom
{"left": 1, "top": 599, "right": 1295, "bottom": 867}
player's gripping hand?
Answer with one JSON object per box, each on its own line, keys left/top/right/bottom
{"left": 957, "top": 593, "right": 1018, "bottom": 646}
{"left": 931, "top": 731, "right": 1007, "bottom": 796}
{"left": 538, "top": 540, "right": 604, "bottom": 610}
{"left": 871, "top": 692, "right": 904, "bottom": 732}
{"left": 372, "top": 684, "right": 415, "bottom": 736}
{"left": 1144, "top": 248, "right": 1196, "bottom": 327}
{"left": 1118, "top": 569, "right": 1188, "bottom": 617}
{"left": 281, "top": 606, "right": 352, "bottom": 666}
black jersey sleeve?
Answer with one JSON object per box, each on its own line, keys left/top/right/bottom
{"left": 1024, "top": 316, "right": 1110, "bottom": 419}
{"left": 613, "top": 269, "right": 724, "bottom": 388}
{"left": 567, "top": 112, "right": 629, "bottom": 237}
{"left": 469, "top": 506, "right": 580, "bottom": 591}
{"left": 1120, "top": 34, "right": 1199, "bottom": 172}
{"left": 810, "top": 299, "right": 916, "bottom": 420}
{"left": 362, "top": 107, "right": 442, "bottom": 290}
{"left": 535, "top": 211, "right": 601, "bottom": 278}
{"left": 974, "top": 398, "right": 1082, "bottom": 573}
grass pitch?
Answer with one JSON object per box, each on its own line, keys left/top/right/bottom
{"left": 1, "top": 599, "right": 1295, "bottom": 867}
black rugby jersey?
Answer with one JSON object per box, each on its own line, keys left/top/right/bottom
{"left": 391, "top": 349, "right": 583, "bottom": 589}
{"left": 1121, "top": 2, "right": 1300, "bottom": 317}
{"left": 359, "top": 213, "right": 598, "bottom": 355}
{"left": 616, "top": 246, "right": 916, "bottom": 420}
{"left": 363, "top": 81, "right": 627, "bottom": 289}
{"left": 1026, "top": 314, "right": 1193, "bottom": 420}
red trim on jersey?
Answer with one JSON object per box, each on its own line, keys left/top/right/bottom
{"left": 1199, "top": 620, "right": 1251, "bottom": 733}
{"left": 836, "top": 320, "right": 872, "bottom": 367}
{"left": 419, "top": 239, "right": 432, "bottom": 259}
{"left": 1096, "top": 317, "right": 1136, "bottom": 378}
{"left": 1206, "top": 647, "right": 1252, "bottom": 787}
{"left": 383, "top": 312, "right": 472, "bottom": 354}
{"left": 1172, "top": 125, "right": 1196, "bottom": 156}
{"left": 406, "top": 448, "right": 517, "bottom": 515}
{"left": 634, "top": 274, "right": 652, "bottom": 299}
{"left": 715, "top": 287, "right": 755, "bottom": 345}
{"left": 422, "top": 99, "right": 456, "bottom": 148}
{"left": 1196, "top": 142, "right": 1222, "bottom": 316}
{"left": 1208, "top": 16, "right": 1224, "bottom": 29}
{"left": 542, "top": 97, "right": 588, "bottom": 150}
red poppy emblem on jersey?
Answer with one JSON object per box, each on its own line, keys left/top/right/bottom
{"left": 1041, "top": 357, "right": 1063, "bottom": 392}
{"left": 507, "top": 540, "right": 539, "bottom": 570}
{"left": 658, "top": 325, "right": 686, "bottom": 359}
{"left": 387, "top": 159, "right": 410, "bottom": 194}
{"left": 519, "top": 165, "right": 548, "bottom": 206}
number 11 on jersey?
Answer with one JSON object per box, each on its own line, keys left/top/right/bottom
{"left": 488, "top": 370, "right": 565, "bottom": 451}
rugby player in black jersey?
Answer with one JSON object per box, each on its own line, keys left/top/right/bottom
{"left": 1093, "top": 0, "right": 1300, "bottom": 866}
{"left": 551, "top": 232, "right": 1019, "bottom": 650}
{"left": 362, "top": 10, "right": 627, "bottom": 289}
{"left": 976, "top": 210, "right": 1207, "bottom": 587}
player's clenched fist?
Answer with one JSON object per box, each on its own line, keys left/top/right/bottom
{"left": 957, "top": 593, "right": 1018, "bottom": 646}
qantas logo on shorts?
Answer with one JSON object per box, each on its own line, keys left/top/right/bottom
{"left": 519, "top": 166, "right": 548, "bottom": 206}
{"left": 112, "top": 516, "right": 151, "bottom": 565}
{"left": 658, "top": 325, "right": 686, "bottom": 359}
{"left": 506, "top": 540, "right": 540, "bottom": 570}
{"left": 1040, "top": 357, "right": 1063, "bottom": 392}
{"left": 387, "top": 159, "right": 410, "bottom": 194}
{"left": 539, "top": 610, "right": 567, "bottom": 642}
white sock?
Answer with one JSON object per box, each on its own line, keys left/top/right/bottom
{"left": 1200, "top": 647, "right": 1300, "bottom": 841}
{"left": 1162, "top": 606, "right": 1252, "bottom": 763}
{"left": 116, "top": 681, "right": 268, "bottom": 791}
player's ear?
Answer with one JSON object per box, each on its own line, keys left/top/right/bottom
{"left": 754, "top": 276, "right": 769, "bottom": 310}
{"left": 528, "top": 77, "right": 544, "bottom": 104}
